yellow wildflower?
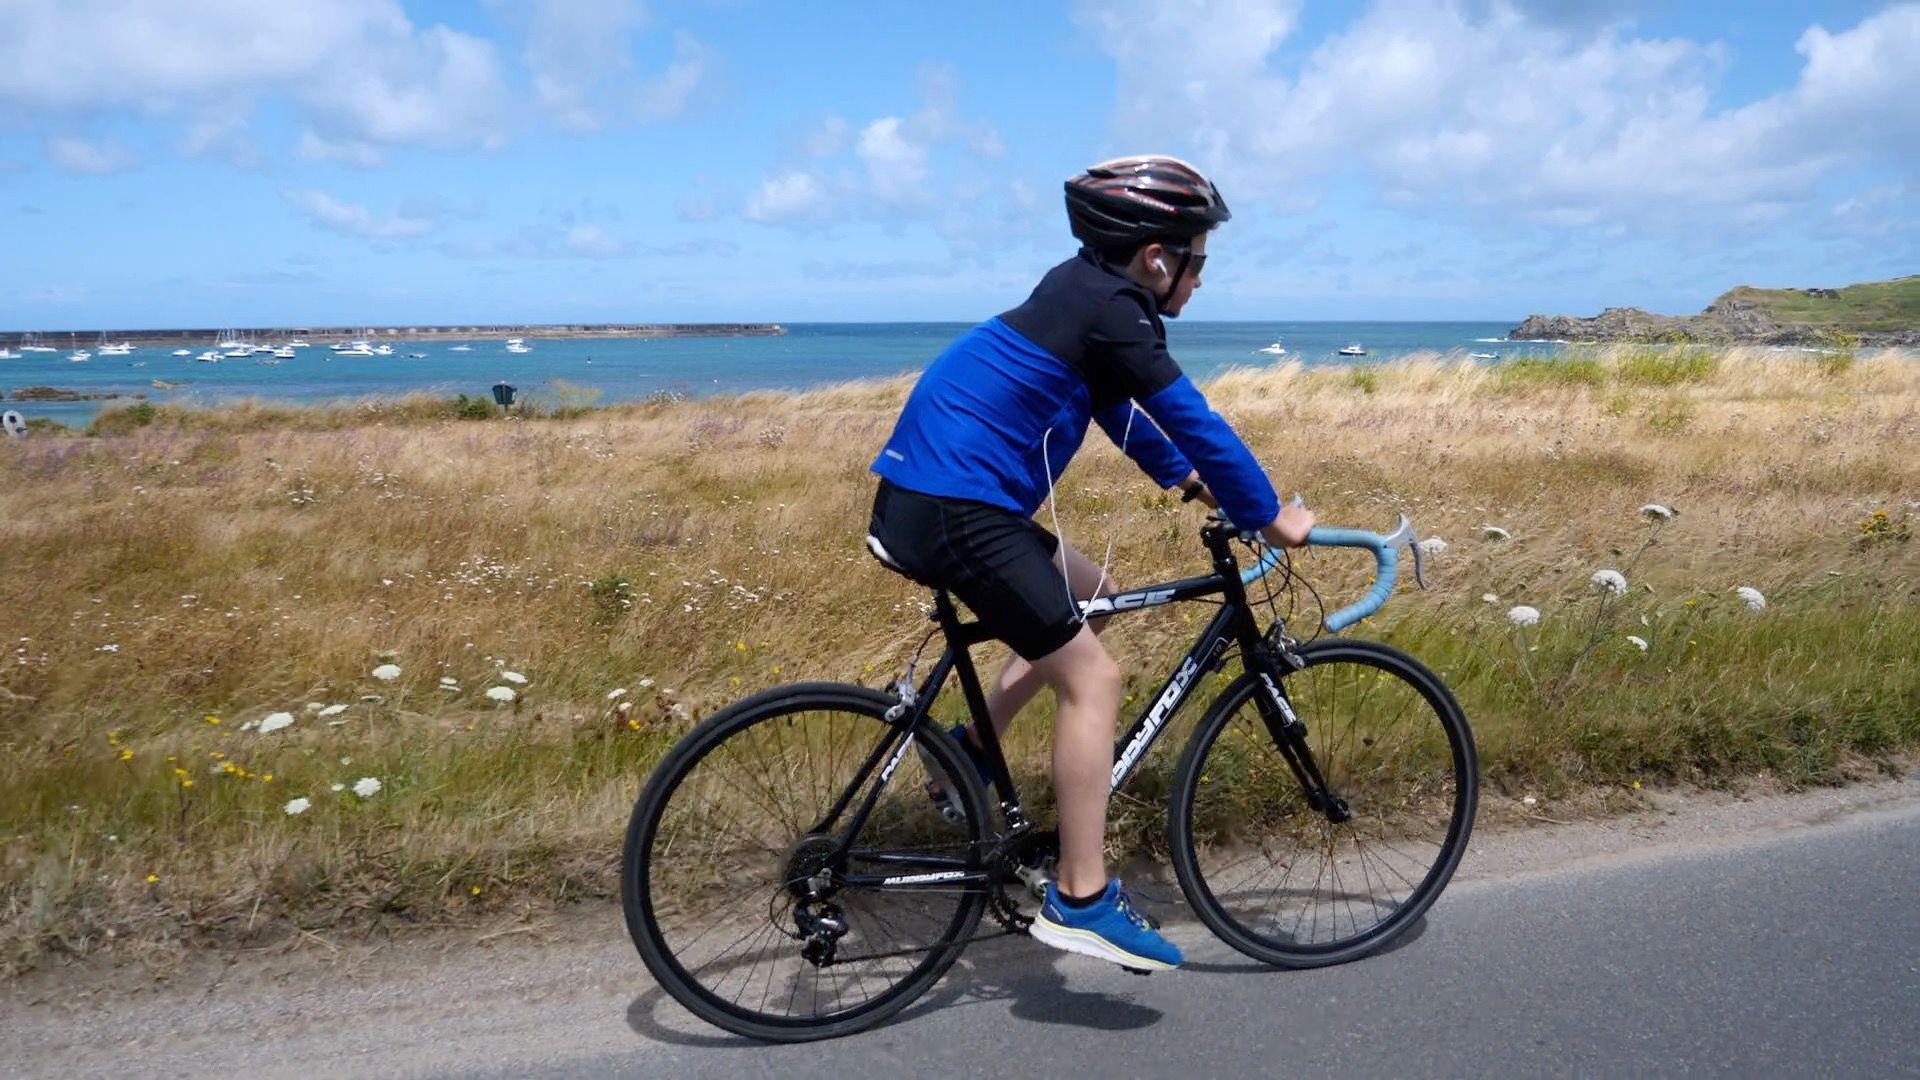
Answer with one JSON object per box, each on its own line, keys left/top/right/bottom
{"left": 119, "top": 749, "right": 134, "bottom": 761}
{"left": 205, "top": 715, "right": 221, "bottom": 725}
{"left": 730, "top": 677, "right": 742, "bottom": 686}
{"left": 734, "top": 641, "right": 747, "bottom": 651}
{"left": 261, "top": 774, "right": 274, "bottom": 782}
{"left": 181, "top": 779, "right": 194, "bottom": 788}
{"left": 470, "top": 885, "right": 483, "bottom": 897}
{"left": 145, "top": 873, "right": 159, "bottom": 884}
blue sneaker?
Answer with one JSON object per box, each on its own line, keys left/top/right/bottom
{"left": 916, "top": 723, "right": 993, "bottom": 826}
{"left": 1030, "top": 878, "right": 1183, "bottom": 972}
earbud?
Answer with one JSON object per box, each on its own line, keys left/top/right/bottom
{"left": 1152, "top": 257, "right": 1168, "bottom": 275}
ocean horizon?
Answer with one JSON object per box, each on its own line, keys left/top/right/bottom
{"left": 6, "top": 320, "right": 1546, "bottom": 426}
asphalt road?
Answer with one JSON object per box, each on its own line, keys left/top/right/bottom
{"left": 542, "top": 796, "right": 1920, "bottom": 1078}
{"left": 9, "top": 784, "right": 1918, "bottom": 1078}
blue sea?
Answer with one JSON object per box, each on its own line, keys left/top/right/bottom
{"left": 3, "top": 322, "right": 1548, "bottom": 427}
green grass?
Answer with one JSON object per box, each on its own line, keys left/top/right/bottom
{"left": 1720, "top": 275, "right": 1920, "bottom": 333}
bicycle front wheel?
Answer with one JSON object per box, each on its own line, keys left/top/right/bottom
{"left": 1169, "top": 638, "right": 1477, "bottom": 968}
{"left": 623, "top": 682, "right": 990, "bottom": 1042}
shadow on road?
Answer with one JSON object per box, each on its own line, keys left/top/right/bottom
{"left": 624, "top": 933, "right": 1164, "bottom": 1048}
{"left": 1181, "top": 913, "right": 1429, "bottom": 974}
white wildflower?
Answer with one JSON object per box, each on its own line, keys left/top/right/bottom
{"left": 1417, "top": 536, "right": 1449, "bottom": 556}
{"left": 330, "top": 783, "right": 345, "bottom": 793}
{"left": 1522, "top": 796, "right": 1538, "bottom": 807}
{"left": 1639, "top": 504, "right": 1675, "bottom": 520}
{"left": 304, "top": 702, "right": 325, "bottom": 713}
{"left": 1734, "top": 586, "right": 1767, "bottom": 611}
{"left": 370, "top": 663, "right": 402, "bottom": 681}
{"left": 257, "top": 711, "right": 295, "bottom": 734}
{"left": 1481, "top": 593, "right": 1500, "bottom": 605}
{"left": 501, "top": 671, "right": 528, "bottom": 685}
{"left": 317, "top": 704, "right": 347, "bottom": 718}
{"left": 283, "top": 797, "right": 311, "bottom": 816}
{"left": 351, "top": 777, "right": 382, "bottom": 798}
{"left": 97, "top": 643, "right": 120, "bottom": 653}
{"left": 438, "top": 676, "right": 458, "bottom": 686}
{"left": 1590, "top": 569, "right": 1628, "bottom": 597}
{"left": 1626, "top": 635, "right": 1649, "bottom": 652}
{"left": 1507, "top": 605, "right": 1541, "bottom": 628}
{"left": 1479, "top": 525, "right": 1511, "bottom": 541}
{"left": 616, "top": 701, "right": 633, "bottom": 714}
{"left": 638, "top": 677, "right": 655, "bottom": 688}
{"left": 485, "top": 686, "right": 516, "bottom": 702}
{"left": 607, "top": 687, "right": 627, "bottom": 700}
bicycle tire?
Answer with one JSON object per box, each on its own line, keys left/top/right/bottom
{"left": 623, "top": 681, "right": 991, "bottom": 1042}
{"left": 1168, "top": 639, "right": 1477, "bottom": 968}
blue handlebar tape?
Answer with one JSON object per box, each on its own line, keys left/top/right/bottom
{"left": 1304, "top": 526, "right": 1398, "bottom": 632}
{"left": 1239, "top": 546, "right": 1284, "bottom": 585}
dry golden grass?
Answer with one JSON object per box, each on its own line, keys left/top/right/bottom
{"left": 2, "top": 345, "right": 1916, "bottom": 971}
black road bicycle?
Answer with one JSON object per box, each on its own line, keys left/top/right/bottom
{"left": 622, "top": 513, "right": 1478, "bottom": 1042}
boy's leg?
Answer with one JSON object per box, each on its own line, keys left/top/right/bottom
{"left": 978, "top": 541, "right": 1115, "bottom": 739}
{"left": 1024, "top": 622, "right": 1123, "bottom": 897}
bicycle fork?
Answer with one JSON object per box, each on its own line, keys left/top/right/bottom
{"left": 1250, "top": 654, "right": 1351, "bottom": 825}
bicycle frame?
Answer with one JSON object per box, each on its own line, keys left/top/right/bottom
{"left": 820, "top": 521, "right": 1329, "bottom": 889}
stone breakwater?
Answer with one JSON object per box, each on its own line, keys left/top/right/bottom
{"left": 1510, "top": 297, "right": 1919, "bottom": 347}
{"left": 0, "top": 323, "right": 787, "bottom": 348}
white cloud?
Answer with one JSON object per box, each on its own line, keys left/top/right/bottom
{"left": 45, "top": 136, "right": 138, "bottom": 175}
{"left": 744, "top": 170, "right": 830, "bottom": 223}
{"left": 565, "top": 224, "right": 630, "bottom": 256}
{"left": 508, "top": 1, "right": 705, "bottom": 131}
{"left": 296, "top": 131, "right": 389, "bottom": 168}
{"left": 1, "top": 0, "right": 506, "bottom": 163}
{"left": 285, "top": 188, "right": 438, "bottom": 239}
{"left": 740, "top": 64, "right": 1012, "bottom": 231}
{"left": 857, "top": 117, "right": 930, "bottom": 207}
{"left": 1079, "top": 0, "right": 1920, "bottom": 231}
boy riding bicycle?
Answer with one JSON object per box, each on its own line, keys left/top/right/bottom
{"left": 865, "top": 156, "right": 1315, "bottom": 971}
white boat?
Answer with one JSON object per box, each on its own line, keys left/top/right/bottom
{"left": 505, "top": 337, "right": 525, "bottom": 346}
{"left": 1338, "top": 344, "right": 1366, "bottom": 356}
{"left": 334, "top": 344, "right": 376, "bottom": 357}
{"left": 98, "top": 341, "right": 135, "bottom": 356}
{"left": 251, "top": 344, "right": 277, "bottom": 355}
{"left": 286, "top": 340, "right": 310, "bottom": 348}
{"left": 273, "top": 347, "right": 296, "bottom": 359}
{"left": 19, "top": 334, "right": 56, "bottom": 353}
{"left": 196, "top": 351, "right": 221, "bottom": 362}
{"left": 1256, "top": 341, "right": 1286, "bottom": 355}
{"left": 372, "top": 344, "right": 393, "bottom": 356}
{"left": 172, "top": 349, "right": 192, "bottom": 357}
{"left": 69, "top": 351, "right": 91, "bottom": 361}
{"left": 223, "top": 348, "right": 251, "bottom": 359}
{"left": 0, "top": 348, "right": 21, "bottom": 360}
{"left": 1469, "top": 352, "right": 1498, "bottom": 360}
{"left": 505, "top": 343, "right": 531, "bottom": 354}
{"left": 449, "top": 345, "right": 472, "bottom": 352}
{"left": 215, "top": 333, "right": 247, "bottom": 350}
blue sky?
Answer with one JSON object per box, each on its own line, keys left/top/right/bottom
{"left": 2, "top": 1, "right": 1915, "bottom": 328}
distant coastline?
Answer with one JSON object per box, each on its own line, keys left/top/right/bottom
{"left": 0, "top": 322, "right": 786, "bottom": 347}
{"left": 1509, "top": 275, "right": 1919, "bottom": 347}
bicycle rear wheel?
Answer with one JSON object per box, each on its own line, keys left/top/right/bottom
{"left": 1169, "top": 639, "right": 1477, "bottom": 968}
{"left": 623, "top": 682, "right": 990, "bottom": 1042}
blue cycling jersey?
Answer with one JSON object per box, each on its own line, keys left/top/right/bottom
{"left": 871, "top": 249, "right": 1280, "bottom": 532}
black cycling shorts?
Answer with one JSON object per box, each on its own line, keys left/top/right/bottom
{"left": 867, "top": 478, "right": 1082, "bottom": 662}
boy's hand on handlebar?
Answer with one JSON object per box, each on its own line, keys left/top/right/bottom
{"left": 1260, "top": 500, "right": 1315, "bottom": 548}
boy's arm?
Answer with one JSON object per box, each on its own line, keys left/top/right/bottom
{"left": 1092, "top": 399, "right": 1193, "bottom": 491}
{"left": 1133, "top": 374, "right": 1280, "bottom": 533}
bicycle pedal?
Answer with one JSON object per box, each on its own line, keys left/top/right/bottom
{"left": 1120, "top": 966, "right": 1154, "bottom": 977}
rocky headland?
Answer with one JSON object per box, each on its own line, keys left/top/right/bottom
{"left": 1511, "top": 276, "right": 1920, "bottom": 346}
